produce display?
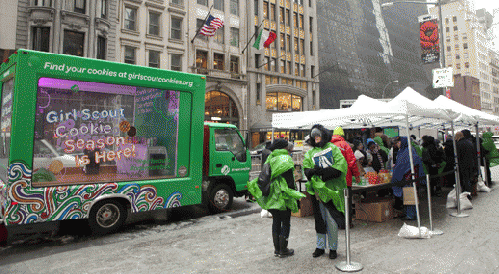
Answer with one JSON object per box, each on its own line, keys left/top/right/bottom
{"left": 354, "top": 170, "right": 392, "bottom": 186}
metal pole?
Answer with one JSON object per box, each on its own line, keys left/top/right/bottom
{"left": 437, "top": 0, "right": 447, "bottom": 96}
{"left": 335, "top": 188, "right": 363, "bottom": 272}
{"left": 475, "top": 123, "right": 484, "bottom": 183}
{"left": 412, "top": 182, "right": 421, "bottom": 238}
{"left": 450, "top": 121, "right": 469, "bottom": 218}
{"left": 426, "top": 174, "right": 444, "bottom": 235}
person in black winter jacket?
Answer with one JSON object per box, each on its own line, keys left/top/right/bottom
{"left": 442, "top": 138, "right": 456, "bottom": 187}
{"left": 462, "top": 129, "right": 491, "bottom": 185}
{"left": 421, "top": 136, "right": 444, "bottom": 196}
{"left": 455, "top": 132, "right": 478, "bottom": 195}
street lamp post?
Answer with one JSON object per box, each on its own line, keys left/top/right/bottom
{"left": 381, "top": 0, "right": 446, "bottom": 95}
{"left": 382, "top": 80, "right": 399, "bottom": 99}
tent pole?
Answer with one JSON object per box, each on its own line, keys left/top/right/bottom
{"left": 476, "top": 123, "right": 489, "bottom": 187}
{"left": 272, "top": 128, "right": 275, "bottom": 143}
{"left": 404, "top": 115, "right": 421, "bottom": 235}
{"left": 450, "top": 121, "right": 468, "bottom": 218}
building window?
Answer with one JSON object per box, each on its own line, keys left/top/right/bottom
{"left": 74, "top": 0, "right": 86, "bottom": 13}
{"left": 256, "top": 83, "right": 261, "bottom": 103}
{"left": 230, "top": 27, "right": 239, "bottom": 47}
{"left": 171, "top": 54, "right": 182, "bottom": 71}
{"left": 462, "top": 33, "right": 467, "bottom": 39}
{"left": 263, "top": 1, "right": 268, "bottom": 19}
{"left": 214, "top": 0, "right": 224, "bottom": 11}
{"left": 453, "top": 26, "right": 458, "bottom": 31}
{"left": 455, "top": 44, "right": 459, "bottom": 49}
{"left": 266, "top": 92, "right": 302, "bottom": 111}
{"left": 446, "top": 27, "right": 449, "bottom": 32}
{"left": 230, "top": 56, "right": 239, "bottom": 74}
{"left": 280, "top": 7, "right": 285, "bottom": 24}
{"left": 447, "top": 46, "right": 451, "bottom": 51}
{"left": 214, "top": 53, "right": 224, "bottom": 70}
{"left": 280, "top": 33, "right": 285, "bottom": 51}
{"left": 456, "top": 63, "right": 460, "bottom": 69}
{"left": 196, "top": 50, "right": 208, "bottom": 68}
{"left": 254, "top": 0, "right": 259, "bottom": 15}
{"left": 310, "top": 41, "right": 313, "bottom": 55}
{"left": 149, "top": 50, "right": 160, "bottom": 68}
{"left": 271, "top": 57, "right": 277, "bottom": 72}
{"left": 454, "top": 34, "right": 458, "bottom": 40}
{"left": 465, "top": 62, "right": 469, "bottom": 68}
{"left": 270, "top": 3, "right": 276, "bottom": 21}
{"left": 301, "top": 64, "right": 305, "bottom": 77}
{"left": 96, "top": 36, "right": 106, "bottom": 60}
{"left": 299, "top": 14, "right": 303, "bottom": 29}
{"left": 287, "top": 61, "right": 291, "bottom": 75}
{"left": 149, "top": 12, "right": 161, "bottom": 36}
{"left": 198, "top": 0, "right": 207, "bottom": 6}
{"left": 453, "top": 16, "right": 457, "bottom": 22}
{"left": 300, "top": 39, "right": 304, "bottom": 54}
{"left": 456, "top": 54, "right": 460, "bottom": 59}
{"left": 34, "top": 0, "right": 52, "bottom": 7}
{"left": 230, "top": 0, "right": 239, "bottom": 15}
{"left": 309, "top": 17, "right": 313, "bottom": 32}
{"left": 311, "top": 65, "right": 315, "bottom": 78}
{"left": 124, "top": 7, "right": 137, "bottom": 31}
{"left": 196, "top": 19, "right": 208, "bottom": 41}
{"left": 294, "top": 37, "right": 299, "bottom": 54}
{"left": 32, "top": 27, "right": 50, "bottom": 52}
{"left": 309, "top": 0, "right": 311, "bottom": 7}
{"left": 294, "top": 12, "right": 298, "bottom": 28}
{"left": 255, "top": 54, "right": 260, "bottom": 68}
{"left": 287, "top": 35, "right": 291, "bottom": 52}
{"left": 265, "top": 56, "right": 270, "bottom": 71}
{"left": 124, "top": 46, "right": 136, "bottom": 64}
{"left": 171, "top": 17, "right": 182, "bottom": 40}
{"left": 99, "top": 0, "right": 107, "bottom": 18}
{"left": 63, "top": 30, "right": 84, "bottom": 57}
{"left": 215, "top": 26, "right": 224, "bottom": 44}
{"left": 295, "top": 63, "right": 299, "bottom": 76}
{"left": 463, "top": 43, "right": 468, "bottom": 49}
{"left": 280, "top": 59, "right": 286, "bottom": 73}
{"left": 445, "top": 18, "right": 449, "bottom": 24}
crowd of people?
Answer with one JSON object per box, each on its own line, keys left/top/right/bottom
{"left": 247, "top": 124, "right": 497, "bottom": 260}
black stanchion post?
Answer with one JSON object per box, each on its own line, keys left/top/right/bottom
{"left": 335, "top": 188, "right": 363, "bottom": 272}
{"left": 426, "top": 174, "right": 444, "bottom": 235}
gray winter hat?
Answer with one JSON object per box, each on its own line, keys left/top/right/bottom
{"left": 310, "top": 128, "right": 322, "bottom": 138}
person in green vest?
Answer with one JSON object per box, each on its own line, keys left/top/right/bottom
{"left": 374, "top": 136, "right": 390, "bottom": 167}
{"left": 247, "top": 138, "right": 305, "bottom": 258}
{"left": 303, "top": 124, "right": 348, "bottom": 260}
{"left": 482, "top": 132, "right": 499, "bottom": 167}
{"left": 410, "top": 135, "right": 423, "bottom": 158}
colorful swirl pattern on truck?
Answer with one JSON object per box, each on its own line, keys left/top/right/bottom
{"left": 4, "top": 162, "right": 182, "bottom": 225}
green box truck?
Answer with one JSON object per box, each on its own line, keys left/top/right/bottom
{"left": 0, "top": 50, "right": 250, "bottom": 242}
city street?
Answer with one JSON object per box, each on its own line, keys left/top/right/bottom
{"left": 1, "top": 167, "right": 499, "bottom": 273}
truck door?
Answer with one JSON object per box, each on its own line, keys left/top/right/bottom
{"left": 211, "top": 128, "right": 250, "bottom": 183}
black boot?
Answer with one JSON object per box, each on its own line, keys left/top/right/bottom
{"left": 329, "top": 250, "right": 337, "bottom": 259}
{"left": 272, "top": 233, "right": 280, "bottom": 257}
{"left": 278, "top": 235, "right": 294, "bottom": 258}
{"left": 312, "top": 248, "right": 325, "bottom": 258}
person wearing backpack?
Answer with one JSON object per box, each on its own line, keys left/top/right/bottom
{"left": 303, "top": 124, "right": 348, "bottom": 260}
{"left": 247, "top": 138, "right": 305, "bottom": 258}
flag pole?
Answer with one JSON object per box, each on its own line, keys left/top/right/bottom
{"left": 191, "top": 5, "right": 214, "bottom": 44}
{"left": 241, "top": 20, "right": 266, "bottom": 54}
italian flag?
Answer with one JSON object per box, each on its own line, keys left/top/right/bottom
{"left": 252, "top": 29, "right": 277, "bottom": 50}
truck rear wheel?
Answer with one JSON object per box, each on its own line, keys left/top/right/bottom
{"left": 88, "top": 200, "right": 127, "bottom": 235}
{"left": 208, "top": 184, "right": 233, "bottom": 213}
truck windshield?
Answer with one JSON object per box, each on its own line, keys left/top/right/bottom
{"left": 0, "top": 78, "right": 13, "bottom": 181}
{"left": 214, "top": 128, "right": 246, "bottom": 162}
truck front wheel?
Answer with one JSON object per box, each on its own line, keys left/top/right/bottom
{"left": 208, "top": 184, "right": 234, "bottom": 213}
{"left": 88, "top": 200, "right": 128, "bottom": 234}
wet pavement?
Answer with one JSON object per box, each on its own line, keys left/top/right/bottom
{"left": 1, "top": 167, "right": 499, "bottom": 273}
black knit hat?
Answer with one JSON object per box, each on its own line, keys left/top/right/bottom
{"left": 269, "top": 138, "right": 288, "bottom": 151}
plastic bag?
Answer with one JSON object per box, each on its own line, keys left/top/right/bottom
{"left": 260, "top": 209, "right": 272, "bottom": 218}
{"left": 446, "top": 187, "right": 472, "bottom": 210}
{"left": 477, "top": 180, "right": 491, "bottom": 192}
{"left": 397, "top": 223, "right": 431, "bottom": 239}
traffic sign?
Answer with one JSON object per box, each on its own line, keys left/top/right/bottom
{"left": 433, "top": 67, "right": 454, "bottom": 88}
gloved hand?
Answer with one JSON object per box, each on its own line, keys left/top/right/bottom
{"left": 305, "top": 167, "right": 322, "bottom": 180}
{"left": 320, "top": 166, "right": 343, "bottom": 181}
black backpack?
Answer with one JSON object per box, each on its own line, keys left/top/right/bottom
{"left": 257, "top": 163, "right": 272, "bottom": 196}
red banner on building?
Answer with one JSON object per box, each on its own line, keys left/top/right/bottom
{"left": 446, "top": 88, "right": 451, "bottom": 99}
{"left": 419, "top": 15, "right": 440, "bottom": 64}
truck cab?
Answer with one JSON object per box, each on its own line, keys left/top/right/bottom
{"left": 202, "top": 122, "right": 251, "bottom": 212}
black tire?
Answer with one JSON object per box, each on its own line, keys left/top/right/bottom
{"left": 88, "top": 200, "right": 127, "bottom": 235}
{"left": 208, "top": 184, "right": 234, "bottom": 213}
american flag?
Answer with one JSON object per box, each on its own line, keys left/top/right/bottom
{"left": 199, "top": 15, "right": 224, "bottom": 36}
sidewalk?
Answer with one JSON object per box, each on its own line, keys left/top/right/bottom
{"left": 1, "top": 167, "right": 499, "bottom": 273}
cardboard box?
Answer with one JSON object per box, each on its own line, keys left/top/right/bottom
{"left": 355, "top": 199, "right": 394, "bottom": 222}
{"left": 292, "top": 191, "right": 314, "bottom": 217}
{"left": 403, "top": 187, "right": 418, "bottom": 205}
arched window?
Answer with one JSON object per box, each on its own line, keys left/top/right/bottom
{"left": 205, "top": 91, "right": 239, "bottom": 127}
